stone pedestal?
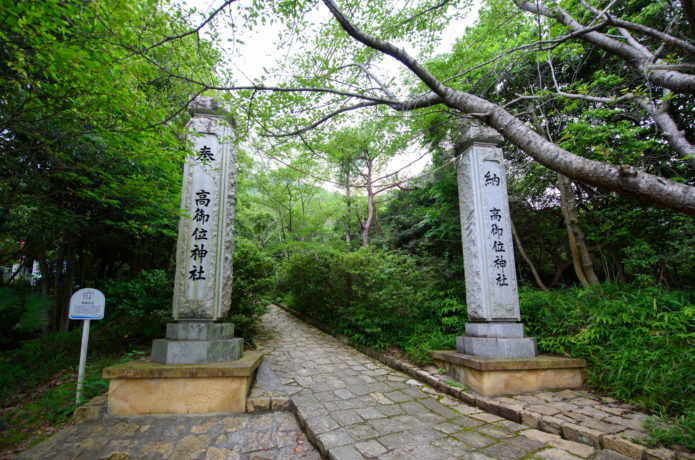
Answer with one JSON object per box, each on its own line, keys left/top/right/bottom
{"left": 431, "top": 350, "right": 586, "bottom": 397}
{"left": 457, "top": 323, "right": 536, "bottom": 359}
{"left": 456, "top": 124, "right": 536, "bottom": 358}
{"left": 102, "top": 352, "right": 263, "bottom": 415}
{"left": 152, "top": 323, "right": 242, "bottom": 365}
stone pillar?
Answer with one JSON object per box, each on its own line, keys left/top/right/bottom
{"left": 456, "top": 125, "right": 536, "bottom": 358}
{"left": 152, "top": 96, "right": 242, "bottom": 364}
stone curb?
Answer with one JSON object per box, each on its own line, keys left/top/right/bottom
{"left": 274, "top": 303, "right": 690, "bottom": 460}
{"left": 246, "top": 386, "right": 292, "bottom": 413}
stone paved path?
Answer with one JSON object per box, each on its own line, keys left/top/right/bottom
{"left": 17, "top": 411, "right": 318, "bottom": 460}
{"left": 256, "top": 305, "right": 597, "bottom": 460}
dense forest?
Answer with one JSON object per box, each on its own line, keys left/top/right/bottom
{"left": 1, "top": 0, "right": 693, "bottom": 453}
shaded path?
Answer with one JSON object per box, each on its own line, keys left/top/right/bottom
{"left": 257, "top": 305, "right": 596, "bottom": 460}
{"left": 16, "top": 410, "right": 318, "bottom": 460}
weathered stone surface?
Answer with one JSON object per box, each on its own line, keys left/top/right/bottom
{"left": 465, "top": 322, "right": 525, "bottom": 338}
{"left": 103, "top": 354, "right": 263, "bottom": 416}
{"left": 522, "top": 410, "right": 542, "bottom": 429}
{"left": 166, "top": 322, "right": 233, "bottom": 340}
{"left": 645, "top": 447, "right": 677, "bottom": 460}
{"left": 562, "top": 422, "right": 603, "bottom": 447}
{"left": 151, "top": 336, "right": 243, "bottom": 364}
{"left": 171, "top": 97, "right": 236, "bottom": 322}
{"left": 104, "top": 352, "right": 262, "bottom": 379}
{"left": 433, "top": 350, "right": 585, "bottom": 396}
{"left": 497, "top": 402, "right": 524, "bottom": 422}
{"left": 73, "top": 403, "right": 105, "bottom": 423}
{"left": 602, "top": 435, "right": 646, "bottom": 459}
{"left": 460, "top": 336, "right": 537, "bottom": 358}
{"left": 172, "top": 435, "right": 210, "bottom": 460}
{"left": 539, "top": 416, "right": 564, "bottom": 435}
{"left": 456, "top": 139, "right": 521, "bottom": 322}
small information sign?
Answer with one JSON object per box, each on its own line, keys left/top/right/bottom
{"left": 69, "top": 288, "right": 105, "bottom": 320}
{"left": 69, "top": 288, "right": 105, "bottom": 403}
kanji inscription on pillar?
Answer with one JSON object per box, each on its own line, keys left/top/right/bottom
{"left": 457, "top": 131, "right": 520, "bottom": 321}
{"left": 172, "top": 97, "right": 236, "bottom": 321}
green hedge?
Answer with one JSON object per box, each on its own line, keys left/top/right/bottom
{"left": 276, "top": 247, "right": 466, "bottom": 361}
{"left": 521, "top": 284, "right": 694, "bottom": 448}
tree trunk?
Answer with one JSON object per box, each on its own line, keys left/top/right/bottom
{"left": 51, "top": 246, "right": 65, "bottom": 332}
{"left": 511, "top": 219, "right": 547, "bottom": 291}
{"left": 548, "top": 260, "right": 573, "bottom": 288}
{"left": 37, "top": 241, "right": 51, "bottom": 337}
{"left": 345, "top": 170, "right": 352, "bottom": 251}
{"left": 361, "top": 156, "right": 375, "bottom": 247}
{"left": 60, "top": 245, "right": 76, "bottom": 332}
{"left": 558, "top": 173, "right": 600, "bottom": 287}
{"left": 610, "top": 247, "right": 627, "bottom": 283}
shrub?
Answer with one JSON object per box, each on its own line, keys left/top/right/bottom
{"left": 226, "top": 237, "right": 276, "bottom": 340}
{"left": 276, "top": 246, "right": 465, "bottom": 356}
{"left": 102, "top": 269, "right": 173, "bottom": 343}
{"left": 0, "top": 281, "right": 51, "bottom": 350}
{"left": 521, "top": 283, "right": 695, "bottom": 419}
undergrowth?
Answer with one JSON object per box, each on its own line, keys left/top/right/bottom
{"left": 520, "top": 283, "right": 694, "bottom": 449}
{"left": 0, "top": 346, "right": 139, "bottom": 455}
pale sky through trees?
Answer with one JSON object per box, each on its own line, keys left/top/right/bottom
{"left": 178, "top": 0, "right": 482, "bottom": 191}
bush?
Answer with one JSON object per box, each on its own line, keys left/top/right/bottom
{"left": 277, "top": 246, "right": 466, "bottom": 356}
{"left": 102, "top": 269, "right": 173, "bottom": 343}
{"left": 226, "top": 237, "right": 276, "bottom": 340}
{"left": 0, "top": 281, "right": 51, "bottom": 350}
{"left": 520, "top": 283, "right": 695, "bottom": 421}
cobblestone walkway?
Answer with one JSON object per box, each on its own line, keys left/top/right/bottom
{"left": 256, "top": 305, "right": 597, "bottom": 460}
{"left": 17, "top": 410, "right": 318, "bottom": 460}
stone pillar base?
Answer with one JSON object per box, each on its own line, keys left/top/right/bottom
{"left": 152, "top": 322, "right": 242, "bottom": 364}
{"left": 457, "top": 336, "right": 537, "bottom": 359}
{"left": 102, "top": 351, "right": 263, "bottom": 415}
{"left": 430, "top": 350, "right": 586, "bottom": 397}
{"left": 458, "top": 322, "right": 536, "bottom": 358}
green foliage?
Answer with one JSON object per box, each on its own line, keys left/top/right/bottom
{"left": 521, "top": 284, "right": 695, "bottom": 423}
{"left": 0, "top": 329, "right": 83, "bottom": 402}
{"left": 643, "top": 411, "right": 695, "bottom": 451}
{"left": 277, "top": 246, "right": 465, "bottom": 358}
{"left": 0, "top": 347, "right": 136, "bottom": 453}
{"left": 0, "top": 283, "right": 51, "bottom": 348}
{"left": 226, "top": 238, "right": 276, "bottom": 340}
{"left": 102, "top": 270, "right": 173, "bottom": 342}
{"left": 445, "top": 380, "right": 467, "bottom": 390}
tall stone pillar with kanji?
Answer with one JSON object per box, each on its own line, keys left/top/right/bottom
{"left": 152, "top": 96, "right": 241, "bottom": 364}
{"left": 456, "top": 124, "right": 536, "bottom": 358}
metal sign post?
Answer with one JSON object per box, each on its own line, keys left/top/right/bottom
{"left": 69, "top": 288, "right": 105, "bottom": 404}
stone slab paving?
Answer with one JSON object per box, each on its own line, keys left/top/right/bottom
{"left": 17, "top": 409, "right": 318, "bottom": 460}
{"left": 256, "top": 305, "right": 598, "bottom": 460}
{"left": 279, "top": 304, "right": 694, "bottom": 460}
{"left": 417, "top": 369, "right": 687, "bottom": 460}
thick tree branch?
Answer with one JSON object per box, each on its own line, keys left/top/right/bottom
{"left": 514, "top": 0, "right": 695, "bottom": 95}
{"left": 322, "top": 0, "right": 695, "bottom": 216}
{"left": 579, "top": 0, "right": 695, "bottom": 56}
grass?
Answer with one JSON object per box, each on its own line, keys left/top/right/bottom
{"left": 0, "top": 325, "right": 151, "bottom": 456}
{"left": 0, "top": 354, "right": 123, "bottom": 455}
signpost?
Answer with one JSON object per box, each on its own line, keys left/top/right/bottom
{"left": 69, "top": 288, "right": 105, "bottom": 403}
